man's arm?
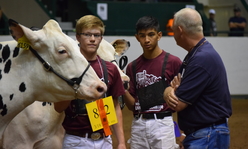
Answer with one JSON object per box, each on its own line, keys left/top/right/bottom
{"left": 112, "top": 98, "right": 126, "bottom": 149}
{"left": 236, "top": 22, "right": 247, "bottom": 28}
{"left": 229, "top": 22, "right": 246, "bottom": 28}
{"left": 229, "top": 22, "right": 238, "bottom": 28}
{"left": 164, "top": 74, "right": 188, "bottom": 111}
{"left": 163, "top": 87, "right": 188, "bottom": 111}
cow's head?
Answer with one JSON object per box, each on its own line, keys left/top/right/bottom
{"left": 7, "top": 19, "right": 107, "bottom": 102}
{"left": 97, "top": 39, "right": 130, "bottom": 82}
{"left": 111, "top": 39, "right": 130, "bottom": 57}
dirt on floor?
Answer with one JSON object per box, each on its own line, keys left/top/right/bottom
{"left": 112, "top": 99, "right": 248, "bottom": 149}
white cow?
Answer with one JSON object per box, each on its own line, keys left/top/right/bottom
{"left": 98, "top": 38, "right": 130, "bottom": 82}
{"left": 1, "top": 38, "right": 130, "bottom": 149}
{"left": 0, "top": 19, "right": 107, "bottom": 140}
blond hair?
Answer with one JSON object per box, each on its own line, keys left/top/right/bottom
{"left": 75, "top": 15, "right": 105, "bottom": 35}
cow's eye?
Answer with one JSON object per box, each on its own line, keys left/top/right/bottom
{"left": 58, "top": 49, "right": 67, "bottom": 54}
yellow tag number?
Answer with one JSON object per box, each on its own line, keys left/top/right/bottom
{"left": 86, "top": 102, "right": 103, "bottom": 131}
{"left": 103, "top": 96, "right": 118, "bottom": 125}
{"left": 17, "top": 35, "right": 31, "bottom": 50}
{"left": 86, "top": 96, "right": 118, "bottom": 132}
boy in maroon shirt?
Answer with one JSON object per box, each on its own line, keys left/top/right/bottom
{"left": 54, "top": 15, "right": 126, "bottom": 149}
{"left": 123, "top": 16, "right": 181, "bottom": 149}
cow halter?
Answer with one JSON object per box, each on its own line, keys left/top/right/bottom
{"left": 29, "top": 46, "right": 90, "bottom": 94}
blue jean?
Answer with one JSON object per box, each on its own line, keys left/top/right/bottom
{"left": 183, "top": 122, "right": 230, "bottom": 149}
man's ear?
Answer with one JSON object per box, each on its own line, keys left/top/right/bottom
{"left": 178, "top": 26, "right": 183, "bottom": 34}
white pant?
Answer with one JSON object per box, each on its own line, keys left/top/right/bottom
{"left": 130, "top": 115, "right": 179, "bottom": 149}
{"left": 62, "top": 133, "right": 112, "bottom": 149}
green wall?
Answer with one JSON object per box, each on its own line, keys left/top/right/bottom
{"left": 82, "top": 1, "right": 208, "bottom": 35}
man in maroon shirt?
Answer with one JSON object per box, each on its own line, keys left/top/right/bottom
{"left": 54, "top": 15, "right": 126, "bottom": 149}
{"left": 123, "top": 16, "right": 182, "bottom": 149}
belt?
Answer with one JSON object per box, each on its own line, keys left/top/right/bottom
{"left": 66, "top": 130, "right": 106, "bottom": 140}
{"left": 134, "top": 112, "right": 172, "bottom": 119}
{"left": 184, "top": 118, "right": 227, "bottom": 136}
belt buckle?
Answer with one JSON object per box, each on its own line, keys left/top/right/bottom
{"left": 91, "top": 132, "right": 101, "bottom": 140}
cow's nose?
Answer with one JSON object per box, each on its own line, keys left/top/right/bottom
{"left": 97, "top": 83, "right": 107, "bottom": 95}
{"left": 97, "top": 87, "right": 104, "bottom": 93}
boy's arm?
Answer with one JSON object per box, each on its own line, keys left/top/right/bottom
{"left": 54, "top": 100, "right": 71, "bottom": 113}
{"left": 112, "top": 98, "right": 126, "bottom": 149}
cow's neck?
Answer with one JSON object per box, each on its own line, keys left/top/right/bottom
{"left": 0, "top": 49, "right": 46, "bottom": 138}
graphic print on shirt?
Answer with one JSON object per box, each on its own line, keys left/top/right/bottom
{"left": 135, "top": 70, "right": 164, "bottom": 111}
{"left": 136, "top": 70, "right": 162, "bottom": 88}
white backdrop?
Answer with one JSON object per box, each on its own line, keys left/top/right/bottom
{"left": 103, "top": 36, "right": 248, "bottom": 96}
{"left": 1, "top": 35, "right": 247, "bottom": 96}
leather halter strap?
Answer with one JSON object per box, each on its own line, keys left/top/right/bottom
{"left": 29, "top": 46, "right": 90, "bottom": 92}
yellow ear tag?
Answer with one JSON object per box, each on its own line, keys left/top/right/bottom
{"left": 17, "top": 35, "right": 30, "bottom": 50}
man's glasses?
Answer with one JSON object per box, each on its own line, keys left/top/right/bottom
{"left": 78, "top": 33, "right": 102, "bottom": 39}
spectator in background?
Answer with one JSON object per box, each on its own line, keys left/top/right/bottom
{"left": 0, "top": 6, "right": 2, "bottom": 22}
{"left": 0, "top": 6, "right": 6, "bottom": 35}
{"left": 56, "top": 0, "right": 68, "bottom": 21}
{"left": 166, "top": 14, "right": 174, "bottom": 36}
{"left": 228, "top": 7, "right": 247, "bottom": 36}
{"left": 208, "top": 9, "right": 217, "bottom": 36}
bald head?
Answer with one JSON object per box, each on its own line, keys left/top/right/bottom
{"left": 174, "top": 8, "right": 203, "bottom": 36}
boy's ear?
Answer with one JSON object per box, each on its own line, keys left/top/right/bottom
{"left": 135, "top": 34, "right": 140, "bottom": 42}
{"left": 158, "top": 31, "right": 162, "bottom": 36}
{"left": 158, "top": 31, "right": 162, "bottom": 40}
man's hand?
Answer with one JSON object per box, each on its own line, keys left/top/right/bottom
{"left": 178, "top": 134, "right": 185, "bottom": 149}
{"left": 164, "top": 73, "right": 181, "bottom": 109}
{"left": 163, "top": 87, "right": 179, "bottom": 110}
{"left": 170, "top": 73, "right": 181, "bottom": 91}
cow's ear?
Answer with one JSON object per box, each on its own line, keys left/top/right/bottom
{"left": 8, "top": 19, "right": 38, "bottom": 43}
{"left": 8, "top": 19, "right": 25, "bottom": 41}
{"left": 8, "top": 19, "right": 18, "bottom": 26}
{"left": 43, "top": 19, "right": 63, "bottom": 33}
{"left": 8, "top": 19, "right": 41, "bottom": 50}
